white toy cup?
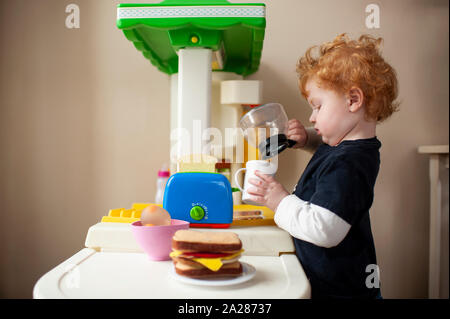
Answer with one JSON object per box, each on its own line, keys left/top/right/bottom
{"left": 234, "top": 160, "right": 278, "bottom": 206}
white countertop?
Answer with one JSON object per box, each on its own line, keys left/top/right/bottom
{"left": 33, "top": 248, "right": 311, "bottom": 299}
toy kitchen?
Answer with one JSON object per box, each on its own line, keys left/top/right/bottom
{"left": 33, "top": 0, "right": 311, "bottom": 299}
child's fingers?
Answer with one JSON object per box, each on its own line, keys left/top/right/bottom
{"left": 287, "top": 129, "right": 297, "bottom": 136}
{"left": 247, "top": 187, "right": 265, "bottom": 197}
{"left": 288, "top": 125, "right": 305, "bottom": 134}
{"left": 288, "top": 126, "right": 307, "bottom": 146}
{"left": 288, "top": 126, "right": 303, "bottom": 133}
{"left": 288, "top": 134, "right": 302, "bottom": 141}
{"left": 248, "top": 177, "right": 267, "bottom": 188}
{"left": 254, "top": 170, "right": 274, "bottom": 182}
{"left": 287, "top": 131, "right": 304, "bottom": 140}
{"left": 288, "top": 119, "right": 303, "bottom": 130}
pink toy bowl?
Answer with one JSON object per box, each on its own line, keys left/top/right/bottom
{"left": 131, "top": 219, "right": 189, "bottom": 261}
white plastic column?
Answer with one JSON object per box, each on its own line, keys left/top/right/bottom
{"left": 177, "top": 48, "right": 212, "bottom": 160}
{"left": 418, "top": 145, "right": 449, "bottom": 299}
{"left": 169, "top": 73, "right": 178, "bottom": 175}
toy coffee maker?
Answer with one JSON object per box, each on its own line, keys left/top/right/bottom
{"left": 239, "top": 103, "right": 297, "bottom": 159}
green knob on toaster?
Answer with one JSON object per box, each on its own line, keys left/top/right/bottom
{"left": 190, "top": 206, "right": 205, "bottom": 220}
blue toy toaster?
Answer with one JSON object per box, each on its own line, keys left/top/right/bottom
{"left": 162, "top": 172, "right": 233, "bottom": 228}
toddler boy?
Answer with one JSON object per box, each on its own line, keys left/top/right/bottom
{"left": 247, "top": 33, "right": 399, "bottom": 299}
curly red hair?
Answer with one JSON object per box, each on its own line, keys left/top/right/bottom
{"left": 296, "top": 33, "right": 399, "bottom": 122}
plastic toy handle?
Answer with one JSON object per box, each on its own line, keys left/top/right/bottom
{"left": 234, "top": 168, "right": 246, "bottom": 192}
{"left": 287, "top": 139, "right": 297, "bottom": 148}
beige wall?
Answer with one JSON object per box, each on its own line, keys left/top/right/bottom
{"left": 0, "top": 0, "right": 448, "bottom": 298}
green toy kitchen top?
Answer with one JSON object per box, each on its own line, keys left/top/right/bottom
{"left": 116, "top": 0, "right": 266, "bottom": 75}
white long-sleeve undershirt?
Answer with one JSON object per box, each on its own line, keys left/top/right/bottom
{"left": 274, "top": 195, "right": 351, "bottom": 248}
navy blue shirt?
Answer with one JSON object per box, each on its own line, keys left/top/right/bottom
{"left": 293, "top": 137, "right": 382, "bottom": 299}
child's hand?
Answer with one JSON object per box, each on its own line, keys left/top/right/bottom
{"left": 287, "top": 119, "right": 308, "bottom": 148}
{"left": 247, "top": 171, "right": 290, "bottom": 212}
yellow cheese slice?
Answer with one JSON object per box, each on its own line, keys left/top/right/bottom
{"left": 193, "top": 257, "right": 223, "bottom": 271}
{"left": 169, "top": 250, "right": 244, "bottom": 271}
{"left": 192, "top": 250, "right": 244, "bottom": 271}
{"left": 169, "top": 250, "right": 183, "bottom": 258}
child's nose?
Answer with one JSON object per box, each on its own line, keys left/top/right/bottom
{"left": 309, "top": 112, "right": 316, "bottom": 123}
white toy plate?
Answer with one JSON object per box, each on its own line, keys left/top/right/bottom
{"left": 170, "top": 262, "right": 256, "bottom": 286}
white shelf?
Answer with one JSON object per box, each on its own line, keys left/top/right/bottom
{"left": 418, "top": 145, "right": 449, "bottom": 154}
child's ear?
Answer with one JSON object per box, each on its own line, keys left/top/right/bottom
{"left": 347, "top": 87, "right": 364, "bottom": 112}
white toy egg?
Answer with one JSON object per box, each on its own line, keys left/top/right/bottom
{"left": 140, "top": 205, "right": 171, "bottom": 226}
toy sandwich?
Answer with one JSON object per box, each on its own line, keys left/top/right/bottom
{"left": 170, "top": 230, "right": 244, "bottom": 278}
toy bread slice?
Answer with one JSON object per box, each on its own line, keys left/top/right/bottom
{"left": 233, "top": 210, "right": 263, "bottom": 220}
{"left": 234, "top": 210, "right": 262, "bottom": 216}
{"left": 233, "top": 215, "right": 263, "bottom": 220}
{"left": 172, "top": 230, "right": 242, "bottom": 252}
{"left": 175, "top": 261, "right": 243, "bottom": 278}
{"left": 177, "top": 154, "right": 218, "bottom": 173}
